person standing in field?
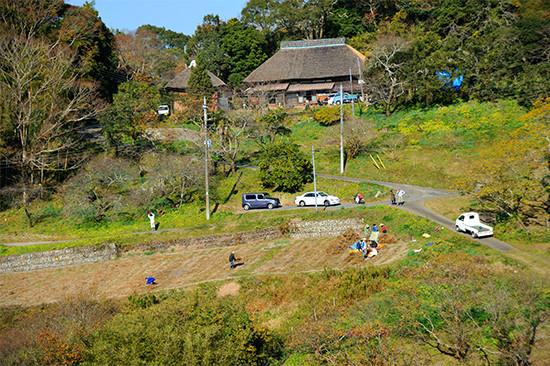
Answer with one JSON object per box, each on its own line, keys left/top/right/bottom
{"left": 364, "top": 223, "right": 371, "bottom": 237}
{"left": 148, "top": 212, "right": 156, "bottom": 231}
{"left": 390, "top": 190, "right": 396, "bottom": 205}
{"left": 229, "top": 251, "right": 236, "bottom": 269}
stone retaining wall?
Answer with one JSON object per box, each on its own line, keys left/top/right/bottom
{"left": 124, "top": 226, "right": 283, "bottom": 253}
{"left": 289, "top": 217, "right": 364, "bottom": 239}
{"left": 0, "top": 218, "right": 364, "bottom": 273}
{"left": 0, "top": 243, "right": 117, "bottom": 274}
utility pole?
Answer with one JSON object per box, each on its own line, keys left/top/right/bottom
{"left": 203, "top": 97, "right": 210, "bottom": 220}
{"left": 357, "top": 57, "right": 364, "bottom": 102}
{"left": 312, "top": 146, "right": 318, "bottom": 214}
{"left": 340, "top": 83, "right": 344, "bottom": 174}
{"left": 349, "top": 67, "right": 356, "bottom": 125}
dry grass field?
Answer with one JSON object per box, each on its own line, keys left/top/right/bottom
{"left": 0, "top": 231, "right": 407, "bottom": 307}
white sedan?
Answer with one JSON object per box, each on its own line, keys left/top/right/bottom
{"left": 295, "top": 191, "right": 340, "bottom": 207}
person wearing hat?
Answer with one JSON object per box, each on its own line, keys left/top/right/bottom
{"left": 229, "top": 251, "right": 236, "bottom": 269}
{"left": 380, "top": 224, "right": 387, "bottom": 233}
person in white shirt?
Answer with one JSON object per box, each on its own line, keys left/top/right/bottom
{"left": 396, "top": 189, "right": 406, "bottom": 205}
{"left": 147, "top": 212, "right": 156, "bottom": 231}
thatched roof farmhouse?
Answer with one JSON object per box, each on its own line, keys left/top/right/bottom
{"left": 244, "top": 38, "right": 366, "bottom": 107}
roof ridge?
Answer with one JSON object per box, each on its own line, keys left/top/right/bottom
{"left": 280, "top": 38, "right": 346, "bottom": 49}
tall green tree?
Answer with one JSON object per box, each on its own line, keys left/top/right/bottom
{"left": 258, "top": 142, "right": 313, "bottom": 192}
{"left": 56, "top": 3, "right": 119, "bottom": 100}
{"left": 187, "top": 64, "right": 214, "bottom": 99}
{"left": 221, "top": 18, "right": 268, "bottom": 87}
{"left": 138, "top": 24, "right": 190, "bottom": 50}
{"left": 101, "top": 81, "right": 161, "bottom": 148}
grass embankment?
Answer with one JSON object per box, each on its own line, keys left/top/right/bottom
{"left": 0, "top": 167, "right": 390, "bottom": 255}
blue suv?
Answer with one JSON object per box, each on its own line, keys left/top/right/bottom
{"left": 242, "top": 193, "right": 281, "bottom": 210}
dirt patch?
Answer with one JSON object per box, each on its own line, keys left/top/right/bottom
{"left": 326, "top": 229, "right": 361, "bottom": 255}
{"left": 0, "top": 232, "right": 410, "bottom": 307}
{"left": 379, "top": 233, "right": 398, "bottom": 245}
{"left": 217, "top": 282, "right": 241, "bottom": 297}
{"left": 345, "top": 251, "right": 364, "bottom": 264}
{"left": 327, "top": 231, "right": 402, "bottom": 265}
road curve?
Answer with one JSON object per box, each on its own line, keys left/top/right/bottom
{"left": 318, "top": 174, "right": 516, "bottom": 252}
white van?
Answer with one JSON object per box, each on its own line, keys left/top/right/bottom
{"left": 157, "top": 105, "right": 170, "bottom": 116}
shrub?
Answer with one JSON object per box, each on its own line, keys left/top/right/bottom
{"left": 313, "top": 106, "right": 343, "bottom": 126}
{"left": 87, "top": 287, "right": 284, "bottom": 365}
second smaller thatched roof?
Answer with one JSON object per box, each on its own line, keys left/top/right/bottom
{"left": 165, "top": 68, "right": 226, "bottom": 92}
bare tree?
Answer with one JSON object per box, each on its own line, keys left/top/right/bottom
{"left": 343, "top": 117, "right": 376, "bottom": 161}
{"left": 364, "top": 34, "right": 411, "bottom": 117}
{"left": 136, "top": 152, "right": 203, "bottom": 208}
{"left": 211, "top": 110, "right": 251, "bottom": 175}
{"left": 63, "top": 156, "right": 137, "bottom": 222}
{"left": 0, "top": 35, "right": 101, "bottom": 222}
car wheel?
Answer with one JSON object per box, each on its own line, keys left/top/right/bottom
{"left": 267, "top": 203, "right": 274, "bottom": 210}
{"left": 299, "top": 201, "right": 306, "bottom": 207}
{"left": 471, "top": 232, "right": 478, "bottom": 239}
{"left": 324, "top": 201, "right": 330, "bottom": 207}
{"left": 335, "top": 100, "right": 341, "bottom": 105}
{"left": 456, "top": 225, "right": 461, "bottom": 232}
{"left": 243, "top": 204, "right": 250, "bottom": 211}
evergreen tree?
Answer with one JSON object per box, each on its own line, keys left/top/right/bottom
{"left": 187, "top": 64, "right": 214, "bottom": 99}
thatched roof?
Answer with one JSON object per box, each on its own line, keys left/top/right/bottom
{"left": 244, "top": 38, "right": 366, "bottom": 84}
{"left": 165, "top": 68, "right": 226, "bottom": 91}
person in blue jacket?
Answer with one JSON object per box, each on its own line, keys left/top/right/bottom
{"left": 229, "top": 251, "right": 236, "bottom": 269}
{"left": 145, "top": 277, "right": 156, "bottom": 285}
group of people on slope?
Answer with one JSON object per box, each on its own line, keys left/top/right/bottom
{"left": 353, "top": 222, "right": 388, "bottom": 259}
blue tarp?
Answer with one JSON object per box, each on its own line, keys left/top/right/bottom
{"left": 348, "top": 240, "right": 366, "bottom": 252}
{"left": 436, "top": 69, "right": 463, "bottom": 90}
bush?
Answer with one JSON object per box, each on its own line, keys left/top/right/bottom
{"left": 87, "top": 286, "right": 284, "bottom": 365}
{"left": 313, "top": 106, "right": 343, "bottom": 126}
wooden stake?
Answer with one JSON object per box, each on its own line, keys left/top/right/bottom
{"left": 377, "top": 154, "right": 386, "bottom": 169}
{"left": 370, "top": 154, "right": 381, "bottom": 169}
